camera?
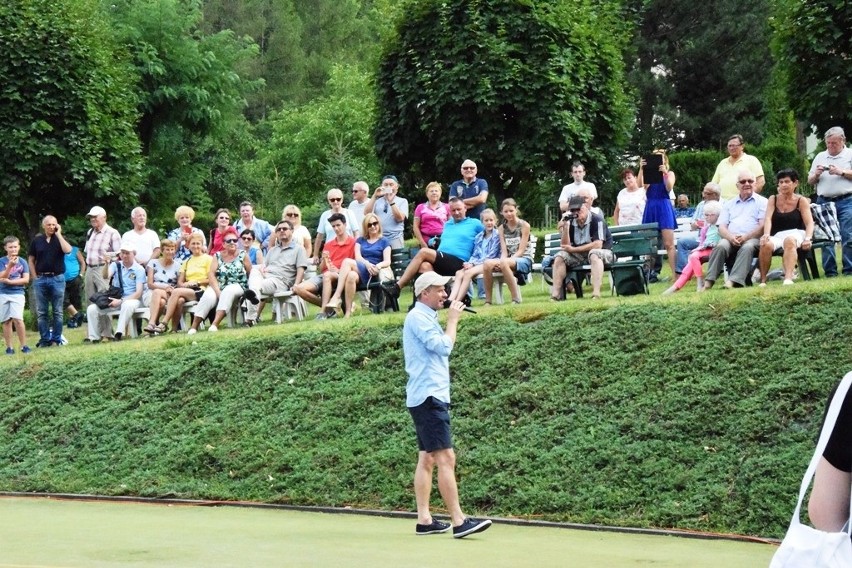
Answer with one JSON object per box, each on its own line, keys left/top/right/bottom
{"left": 562, "top": 211, "right": 578, "bottom": 222}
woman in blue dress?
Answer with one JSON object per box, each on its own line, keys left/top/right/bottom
{"left": 639, "top": 149, "right": 678, "bottom": 278}
{"left": 325, "top": 213, "right": 391, "bottom": 318}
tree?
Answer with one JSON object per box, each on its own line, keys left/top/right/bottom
{"left": 628, "top": 0, "right": 775, "bottom": 151}
{"left": 255, "top": 65, "right": 381, "bottom": 210}
{"left": 0, "top": 0, "right": 142, "bottom": 237}
{"left": 105, "top": 0, "right": 261, "bottom": 217}
{"left": 772, "top": 0, "right": 851, "bottom": 138}
{"left": 374, "top": 0, "right": 633, "bottom": 203}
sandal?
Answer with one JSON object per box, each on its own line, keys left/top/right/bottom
{"left": 144, "top": 323, "right": 157, "bottom": 333}
{"left": 154, "top": 323, "right": 167, "bottom": 334}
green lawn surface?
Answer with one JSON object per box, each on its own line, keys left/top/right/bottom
{"left": 0, "top": 497, "right": 775, "bottom": 568}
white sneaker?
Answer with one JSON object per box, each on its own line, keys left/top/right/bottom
{"left": 783, "top": 279, "right": 794, "bottom": 286}
{"left": 758, "top": 282, "right": 767, "bottom": 288}
{"left": 208, "top": 324, "right": 218, "bottom": 332}
{"left": 187, "top": 328, "right": 197, "bottom": 335}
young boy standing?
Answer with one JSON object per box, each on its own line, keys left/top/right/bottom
{"left": 0, "top": 236, "right": 32, "bottom": 354}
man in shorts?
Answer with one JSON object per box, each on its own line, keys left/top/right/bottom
{"left": 403, "top": 271, "right": 492, "bottom": 539}
{"left": 382, "top": 198, "right": 483, "bottom": 298}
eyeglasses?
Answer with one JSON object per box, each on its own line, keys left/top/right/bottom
{"left": 276, "top": 227, "right": 291, "bottom": 232}
{"left": 737, "top": 179, "right": 755, "bottom": 184}
{"left": 462, "top": 166, "right": 476, "bottom": 170}
{"left": 224, "top": 238, "right": 238, "bottom": 244}
{"left": 241, "top": 237, "right": 253, "bottom": 241}
{"left": 727, "top": 144, "right": 742, "bottom": 149}
{"left": 218, "top": 216, "right": 230, "bottom": 221}
{"left": 367, "top": 222, "right": 379, "bottom": 228}
{"left": 285, "top": 213, "right": 299, "bottom": 217}
{"left": 329, "top": 198, "right": 342, "bottom": 203}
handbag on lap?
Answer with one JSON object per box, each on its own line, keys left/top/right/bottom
{"left": 770, "top": 371, "right": 852, "bottom": 567}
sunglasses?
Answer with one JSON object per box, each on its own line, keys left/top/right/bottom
{"left": 241, "top": 236, "right": 253, "bottom": 241}
{"left": 276, "top": 227, "right": 291, "bottom": 232}
{"left": 285, "top": 213, "right": 299, "bottom": 217}
{"left": 218, "top": 216, "right": 230, "bottom": 221}
{"left": 328, "top": 197, "right": 342, "bottom": 203}
{"left": 224, "top": 238, "right": 238, "bottom": 244}
{"left": 462, "top": 166, "right": 476, "bottom": 170}
{"left": 367, "top": 222, "right": 379, "bottom": 228}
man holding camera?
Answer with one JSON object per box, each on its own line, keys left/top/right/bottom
{"left": 550, "top": 195, "right": 613, "bottom": 300}
{"left": 365, "top": 175, "right": 409, "bottom": 249}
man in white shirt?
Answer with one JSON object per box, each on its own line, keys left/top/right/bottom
{"left": 348, "top": 181, "right": 370, "bottom": 227}
{"left": 558, "top": 162, "right": 598, "bottom": 212}
{"left": 121, "top": 207, "right": 160, "bottom": 267}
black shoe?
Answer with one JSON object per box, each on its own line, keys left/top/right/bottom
{"left": 36, "top": 341, "right": 52, "bottom": 348}
{"left": 416, "top": 520, "right": 451, "bottom": 535}
{"left": 462, "top": 294, "right": 472, "bottom": 308}
{"left": 380, "top": 280, "right": 401, "bottom": 298}
{"left": 113, "top": 332, "right": 122, "bottom": 341}
{"left": 452, "top": 518, "right": 492, "bottom": 539}
{"left": 244, "top": 289, "right": 260, "bottom": 305}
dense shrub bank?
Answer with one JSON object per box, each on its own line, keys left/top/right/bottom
{"left": 1, "top": 289, "right": 850, "bottom": 537}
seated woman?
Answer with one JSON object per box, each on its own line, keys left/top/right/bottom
{"left": 612, "top": 168, "right": 646, "bottom": 226}
{"left": 281, "top": 204, "right": 312, "bottom": 253}
{"left": 662, "top": 201, "right": 722, "bottom": 294}
{"left": 143, "top": 239, "right": 181, "bottom": 333}
{"left": 413, "top": 181, "right": 450, "bottom": 249}
{"left": 166, "top": 205, "right": 207, "bottom": 261}
{"left": 447, "top": 209, "right": 499, "bottom": 303}
{"left": 241, "top": 229, "right": 264, "bottom": 324}
{"left": 158, "top": 233, "right": 212, "bottom": 333}
{"left": 482, "top": 199, "right": 532, "bottom": 305}
{"left": 325, "top": 213, "right": 391, "bottom": 318}
{"left": 758, "top": 168, "right": 814, "bottom": 286}
{"left": 188, "top": 227, "right": 252, "bottom": 333}
{"left": 208, "top": 208, "right": 233, "bottom": 255}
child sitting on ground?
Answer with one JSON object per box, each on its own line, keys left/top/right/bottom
{"left": 447, "top": 209, "right": 500, "bottom": 303}
{"left": 662, "top": 201, "right": 722, "bottom": 295}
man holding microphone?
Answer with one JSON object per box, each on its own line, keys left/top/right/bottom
{"left": 403, "top": 271, "right": 491, "bottom": 539}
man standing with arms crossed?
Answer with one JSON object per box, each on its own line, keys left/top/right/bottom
{"left": 808, "top": 126, "right": 852, "bottom": 277}
{"left": 403, "top": 271, "right": 492, "bottom": 539}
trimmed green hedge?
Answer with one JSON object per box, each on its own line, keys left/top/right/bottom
{"left": 1, "top": 287, "right": 851, "bottom": 537}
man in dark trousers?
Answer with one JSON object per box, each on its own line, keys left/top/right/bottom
{"left": 28, "top": 215, "right": 72, "bottom": 347}
{"left": 403, "top": 271, "right": 492, "bottom": 539}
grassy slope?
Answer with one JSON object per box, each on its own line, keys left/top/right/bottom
{"left": 1, "top": 278, "right": 850, "bottom": 538}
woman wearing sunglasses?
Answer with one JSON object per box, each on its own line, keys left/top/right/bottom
{"left": 208, "top": 208, "right": 233, "bottom": 255}
{"left": 281, "top": 204, "right": 312, "bottom": 253}
{"left": 325, "top": 213, "right": 391, "bottom": 318}
{"left": 188, "top": 226, "right": 252, "bottom": 334}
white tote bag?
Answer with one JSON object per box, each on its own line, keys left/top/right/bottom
{"left": 770, "top": 371, "right": 852, "bottom": 567}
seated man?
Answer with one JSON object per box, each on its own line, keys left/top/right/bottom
{"left": 249, "top": 219, "right": 309, "bottom": 321}
{"left": 550, "top": 196, "right": 614, "bottom": 300}
{"left": 674, "top": 194, "right": 695, "bottom": 219}
{"left": 703, "top": 170, "right": 768, "bottom": 290}
{"left": 675, "top": 183, "right": 721, "bottom": 274}
{"left": 294, "top": 213, "right": 355, "bottom": 319}
{"left": 85, "top": 242, "right": 145, "bottom": 342}
{"left": 382, "top": 198, "right": 483, "bottom": 297}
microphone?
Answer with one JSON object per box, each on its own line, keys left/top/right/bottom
{"left": 443, "top": 299, "right": 476, "bottom": 314}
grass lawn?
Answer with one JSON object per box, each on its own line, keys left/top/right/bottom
{"left": 0, "top": 497, "right": 776, "bottom": 567}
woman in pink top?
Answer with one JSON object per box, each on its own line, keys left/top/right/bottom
{"left": 413, "top": 181, "right": 450, "bottom": 249}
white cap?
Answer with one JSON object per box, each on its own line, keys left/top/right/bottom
{"left": 119, "top": 241, "right": 135, "bottom": 253}
{"left": 86, "top": 206, "right": 107, "bottom": 217}
{"left": 414, "top": 271, "right": 451, "bottom": 297}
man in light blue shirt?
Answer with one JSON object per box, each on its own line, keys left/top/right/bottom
{"left": 703, "top": 170, "right": 767, "bottom": 289}
{"left": 403, "top": 271, "right": 491, "bottom": 539}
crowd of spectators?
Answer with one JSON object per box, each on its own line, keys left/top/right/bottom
{"left": 2, "top": 128, "right": 850, "bottom": 350}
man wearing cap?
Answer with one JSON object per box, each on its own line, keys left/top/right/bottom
{"left": 550, "top": 195, "right": 614, "bottom": 300}
{"left": 84, "top": 242, "right": 146, "bottom": 342}
{"left": 83, "top": 206, "right": 122, "bottom": 305}
{"left": 449, "top": 160, "right": 489, "bottom": 220}
{"left": 403, "top": 271, "right": 492, "bottom": 539}
{"left": 234, "top": 201, "right": 273, "bottom": 251}
{"left": 365, "top": 175, "right": 409, "bottom": 249}
{"left": 28, "top": 215, "right": 72, "bottom": 347}
{"left": 311, "top": 188, "right": 360, "bottom": 264}
{"left": 382, "top": 198, "right": 482, "bottom": 298}
{"left": 121, "top": 207, "right": 160, "bottom": 267}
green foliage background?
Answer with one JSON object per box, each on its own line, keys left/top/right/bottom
{"left": 2, "top": 288, "right": 850, "bottom": 538}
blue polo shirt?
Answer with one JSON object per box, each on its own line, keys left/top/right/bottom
{"left": 108, "top": 261, "right": 146, "bottom": 297}
{"left": 404, "top": 301, "right": 454, "bottom": 407}
{"left": 438, "top": 217, "right": 484, "bottom": 261}
{"left": 449, "top": 178, "right": 489, "bottom": 220}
